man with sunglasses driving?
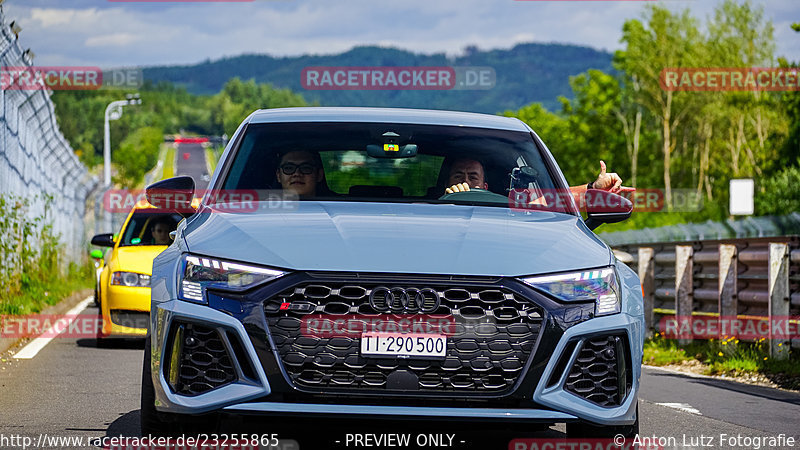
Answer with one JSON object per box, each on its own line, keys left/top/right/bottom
{"left": 275, "top": 150, "right": 325, "bottom": 197}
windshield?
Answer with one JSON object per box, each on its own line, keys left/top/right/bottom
{"left": 220, "top": 122, "right": 576, "bottom": 214}
{"left": 119, "top": 211, "right": 183, "bottom": 247}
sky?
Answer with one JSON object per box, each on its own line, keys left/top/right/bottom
{"left": 2, "top": 0, "right": 799, "bottom": 68}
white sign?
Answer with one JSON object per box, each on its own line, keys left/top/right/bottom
{"left": 729, "top": 179, "right": 754, "bottom": 215}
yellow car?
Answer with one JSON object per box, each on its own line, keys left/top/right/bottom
{"left": 91, "top": 204, "right": 184, "bottom": 343}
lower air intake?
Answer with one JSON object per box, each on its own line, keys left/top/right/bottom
{"left": 168, "top": 322, "right": 236, "bottom": 396}
{"left": 564, "top": 334, "right": 631, "bottom": 407}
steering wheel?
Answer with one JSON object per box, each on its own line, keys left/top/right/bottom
{"left": 438, "top": 188, "right": 510, "bottom": 203}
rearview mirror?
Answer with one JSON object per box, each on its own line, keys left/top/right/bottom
{"left": 91, "top": 233, "right": 115, "bottom": 247}
{"left": 146, "top": 176, "right": 196, "bottom": 218}
{"left": 366, "top": 143, "right": 418, "bottom": 159}
{"left": 583, "top": 189, "right": 633, "bottom": 230}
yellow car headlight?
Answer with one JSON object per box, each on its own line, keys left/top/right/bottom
{"left": 111, "top": 271, "right": 151, "bottom": 287}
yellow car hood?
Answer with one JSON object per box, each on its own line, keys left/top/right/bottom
{"left": 112, "top": 245, "right": 168, "bottom": 275}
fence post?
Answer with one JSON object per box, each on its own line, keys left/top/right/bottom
{"left": 768, "top": 243, "right": 790, "bottom": 360}
{"left": 638, "top": 247, "right": 655, "bottom": 336}
{"left": 718, "top": 244, "right": 738, "bottom": 339}
{"left": 675, "top": 245, "right": 694, "bottom": 345}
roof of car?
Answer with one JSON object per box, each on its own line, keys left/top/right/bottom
{"left": 248, "top": 107, "right": 531, "bottom": 132}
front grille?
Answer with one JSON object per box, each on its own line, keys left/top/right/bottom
{"left": 168, "top": 322, "right": 236, "bottom": 396}
{"left": 564, "top": 334, "right": 630, "bottom": 406}
{"left": 110, "top": 309, "right": 149, "bottom": 329}
{"left": 263, "top": 280, "right": 543, "bottom": 395}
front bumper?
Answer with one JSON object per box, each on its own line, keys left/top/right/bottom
{"left": 149, "top": 273, "right": 643, "bottom": 426}
{"left": 102, "top": 285, "right": 150, "bottom": 337}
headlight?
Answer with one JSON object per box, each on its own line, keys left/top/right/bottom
{"left": 111, "top": 271, "right": 150, "bottom": 287}
{"left": 521, "top": 267, "right": 620, "bottom": 316}
{"left": 179, "top": 255, "right": 285, "bottom": 303}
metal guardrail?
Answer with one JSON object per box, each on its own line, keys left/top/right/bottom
{"left": 614, "top": 236, "right": 799, "bottom": 359}
{"left": 601, "top": 214, "right": 800, "bottom": 245}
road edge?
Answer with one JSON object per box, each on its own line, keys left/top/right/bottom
{"left": 643, "top": 364, "right": 800, "bottom": 394}
{"left": 0, "top": 288, "right": 93, "bottom": 356}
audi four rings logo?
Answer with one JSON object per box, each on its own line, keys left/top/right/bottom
{"left": 369, "top": 287, "right": 440, "bottom": 313}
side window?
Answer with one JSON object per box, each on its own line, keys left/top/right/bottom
{"left": 222, "top": 132, "right": 259, "bottom": 190}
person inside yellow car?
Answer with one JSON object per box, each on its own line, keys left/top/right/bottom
{"left": 149, "top": 216, "right": 175, "bottom": 245}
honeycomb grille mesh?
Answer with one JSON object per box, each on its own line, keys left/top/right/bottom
{"left": 264, "top": 281, "right": 543, "bottom": 394}
{"left": 564, "top": 335, "right": 624, "bottom": 406}
{"left": 175, "top": 323, "right": 236, "bottom": 396}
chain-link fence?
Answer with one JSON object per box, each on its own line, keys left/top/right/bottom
{"left": 0, "top": 7, "right": 98, "bottom": 266}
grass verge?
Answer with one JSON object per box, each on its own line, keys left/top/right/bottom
{"left": 644, "top": 334, "right": 800, "bottom": 390}
{"left": 0, "top": 263, "right": 94, "bottom": 315}
{"left": 205, "top": 145, "right": 219, "bottom": 174}
{"left": 162, "top": 145, "right": 176, "bottom": 180}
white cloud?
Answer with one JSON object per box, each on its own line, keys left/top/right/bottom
{"left": 29, "top": 7, "right": 94, "bottom": 27}
{"left": 2, "top": 0, "right": 798, "bottom": 68}
{"left": 85, "top": 32, "right": 141, "bottom": 47}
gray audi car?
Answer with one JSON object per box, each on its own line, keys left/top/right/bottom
{"left": 142, "top": 107, "right": 643, "bottom": 441}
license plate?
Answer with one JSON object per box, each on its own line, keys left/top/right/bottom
{"left": 360, "top": 333, "right": 446, "bottom": 358}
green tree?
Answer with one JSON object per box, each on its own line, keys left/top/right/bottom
{"left": 615, "top": 5, "right": 705, "bottom": 208}
{"left": 113, "top": 126, "right": 164, "bottom": 187}
{"left": 208, "top": 78, "right": 308, "bottom": 136}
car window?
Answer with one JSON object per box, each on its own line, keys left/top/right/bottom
{"left": 119, "top": 211, "right": 183, "bottom": 247}
{"left": 221, "top": 121, "right": 575, "bottom": 214}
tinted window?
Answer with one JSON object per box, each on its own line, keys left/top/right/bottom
{"left": 119, "top": 211, "right": 183, "bottom": 247}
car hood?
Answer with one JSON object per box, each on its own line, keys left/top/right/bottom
{"left": 112, "top": 245, "right": 168, "bottom": 275}
{"left": 182, "top": 202, "right": 611, "bottom": 277}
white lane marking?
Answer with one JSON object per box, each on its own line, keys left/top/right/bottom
{"left": 656, "top": 402, "right": 702, "bottom": 415}
{"left": 12, "top": 297, "right": 93, "bottom": 359}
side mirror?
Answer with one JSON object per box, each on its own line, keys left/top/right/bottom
{"left": 146, "top": 176, "right": 196, "bottom": 218}
{"left": 90, "top": 249, "right": 104, "bottom": 259}
{"left": 583, "top": 189, "right": 633, "bottom": 230}
{"left": 91, "top": 233, "right": 115, "bottom": 247}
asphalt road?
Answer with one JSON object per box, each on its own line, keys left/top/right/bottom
{"left": 174, "top": 142, "right": 210, "bottom": 191}
{"left": 1, "top": 303, "right": 799, "bottom": 450}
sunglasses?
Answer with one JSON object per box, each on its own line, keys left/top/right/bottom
{"left": 280, "top": 163, "right": 317, "bottom": 175}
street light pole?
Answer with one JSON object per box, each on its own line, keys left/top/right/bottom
{"left": 102, "top": 94, "right": 142, "bottom": 232}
